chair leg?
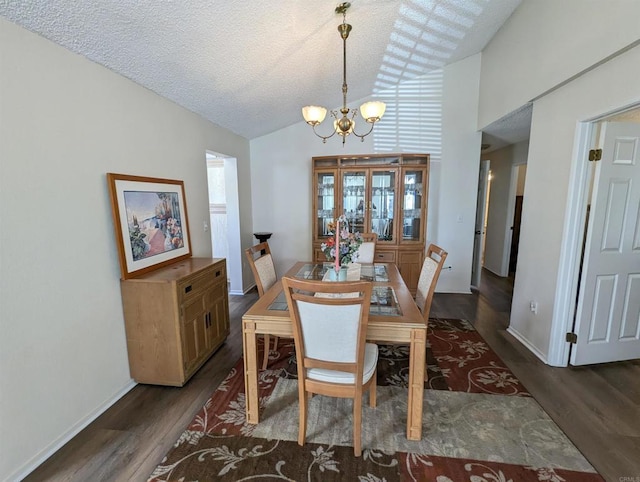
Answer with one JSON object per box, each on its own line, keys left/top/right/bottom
{"left": 424, "top": 349, "right": 429, "bottom": 382}
{"left": 369, "top": 369, "right": 377, "bottom": 408}
{"left": 298, "top": 386, "right": 308, "bottom": 447}
{"left": 262, "top": 335, "right": 270, "bottom": 370}
{"left": 262, "top": 335, "right": 281, "bottom": 370}
{"left": 353, "top": 393, "right": 362, "bottom": 457}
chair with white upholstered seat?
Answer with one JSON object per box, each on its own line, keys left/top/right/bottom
{"left": 281, "top": 276, "right": 377, "bottom": 457}
{"left": 356, "top": 232, "right": 377, "bottom": 264}
{"left": 415, "top": 243, "right": 448, "bottom": 322}
{"left": 416, "top": 244, "right": 447, "bottom": 382}
{"left": 245, "top": 242, "right": 279, "bottom": 369}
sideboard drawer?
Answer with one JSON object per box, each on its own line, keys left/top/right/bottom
{"left": 178, "top": 264, "right": 225, "bottom": 299}
{"left": 374, "top": 250, "right": 396, "bottom": 263}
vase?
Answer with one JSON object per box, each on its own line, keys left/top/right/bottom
{"left": 327, "top": 266, "right": 348, "bottom": 281}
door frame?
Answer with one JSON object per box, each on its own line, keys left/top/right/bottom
{"left": 547, "top": 122, "right": 594, "bottom": 366}
{"left": 548, "top": 103, "right": 640, "bottom": 367}
{"left": 499, "top": 165, "right": 521, "bottom": 276}
{"left": 471, "top": 159, "right": 490, "bottom": 289}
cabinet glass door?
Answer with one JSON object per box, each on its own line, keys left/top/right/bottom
{"left": 342, "top": 170, "right": 366, "bottom": 234}
{"left": 315, "top": 171, "right": 336, "bottom": 240}
{"left": 402, "top": 169, "right": 425, "bottom": 242}
{"left": 370, "top": 170, "right": 396, "bottom": 241}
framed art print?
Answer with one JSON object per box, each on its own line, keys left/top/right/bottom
{"left": 107, "top": 173, "right": 192, "bottom": 279}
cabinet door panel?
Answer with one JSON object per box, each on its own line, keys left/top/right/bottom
{"left": 182, "top": 319, "right": 199, "bottom": 370}
{"left": 314, "top": 169, "right": 338, "bottom": 243}
{"left": 370, "top": 169, "right": 398, "bottom": 242}
{"left": 342, "top": 170, "right": 367, "bottom": 233}
{"left": 401, "top": 168, "right": 427, "bottom": 244}
{"left": 205, "top": 281, "right": 229, "bottom": 350}
{"left": 181, "top": 295, "right": 207, "bottom": 371}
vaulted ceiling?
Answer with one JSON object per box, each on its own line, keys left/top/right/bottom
{"left": 1, "top": 0, "right": 525, "bottom": 143}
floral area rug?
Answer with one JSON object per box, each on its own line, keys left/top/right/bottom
{"left": 148, "top": 318, "right": 604, "bottom": 481}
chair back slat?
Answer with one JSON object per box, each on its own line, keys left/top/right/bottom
{"left": 245, "top": 242, "right": 276, "bottom": 296}
{"left": 296, "top": 301, "right": 362, "bottom": 364}
{"left": 254, "top": 254, "right": 276, "bottom": 293}
{"left": 355, "top": 233, "right": 377, "bottom": 263}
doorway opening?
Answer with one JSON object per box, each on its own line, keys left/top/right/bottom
{"left": 508, "top": 164, "right": 527, "bottom": 275}
{"left": 205, "top": 151, "right": 243, "bottom": 295}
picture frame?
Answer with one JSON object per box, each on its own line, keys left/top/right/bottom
{"left": 107, "top": 173, "right": 192, "bottom": 279}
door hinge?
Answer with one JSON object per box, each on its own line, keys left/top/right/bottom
{"left": 588, "top": 149, "right": 602, "bottom": 161}
{"left": 566, "top": 332, "right": 578, "bottom": 344}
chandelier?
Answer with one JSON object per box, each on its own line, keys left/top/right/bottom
{"left": 302, "top": 2, "right": 386, "bottom": 145}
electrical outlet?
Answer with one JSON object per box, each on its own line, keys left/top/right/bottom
{"left": 203, "top": 221, "right": 209, "bottom": 232}
{"left": 529, "top": 301, "right": 538, "bottom": 314}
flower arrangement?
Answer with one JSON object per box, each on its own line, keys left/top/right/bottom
{"left": 320, "top": 214, "right": 363, "bottom": 269}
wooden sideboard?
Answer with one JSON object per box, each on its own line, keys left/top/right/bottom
{"left": 120, "top": 257, "right": 229, "bottom": 386}
{"left": 312, "top": 153, "right": 429, "bottom": 293}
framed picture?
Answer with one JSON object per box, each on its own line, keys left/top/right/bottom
{"left": 107, "top": 173, "right": 192, "bottom": 279}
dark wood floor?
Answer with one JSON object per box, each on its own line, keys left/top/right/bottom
{"left": 24, "top": 269, "right": 639, "bottom": 482}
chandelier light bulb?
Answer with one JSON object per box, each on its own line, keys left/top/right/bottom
{"left": 302, "top": 105, "right": 327, "bottom": 126}
{"left": 360, "top": 101, "right": 386, "bottom": 123}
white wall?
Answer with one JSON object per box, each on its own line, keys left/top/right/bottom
{"left": 249, "top": 54, "right": 482, "bottom": 293}
{"left": 0, "top": 18, "right": 251, "bottom": 480}
{"left": 435, "top": 54, "right": 482, "bottom": 292}
{"left": 510, "top": 45, "right": 640, "bottom": 362}
{"left": 478, "top": 0, "right": 640, "bottom": 363}
{"left": 479, "top": 0, "right": 640, "bottom": 129}
{"left": 481, "top": 141, "right": 528, "bottom": 276}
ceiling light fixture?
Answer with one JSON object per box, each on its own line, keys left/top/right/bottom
{"left": 302, "top": 2, "right": 386, "bottom": 145}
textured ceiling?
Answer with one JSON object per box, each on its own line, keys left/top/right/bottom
{"left": 1, "top": 0, "right": 524, "bottom": 141}
{"left": 482, "top": 104, "right": 533, "bottom": 152}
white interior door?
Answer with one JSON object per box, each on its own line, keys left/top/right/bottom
{"left": 471, "top": 160, "right": 490, "bottom": 289}
{"left": 571, "top": 121, "right": 640, "bottom": 365}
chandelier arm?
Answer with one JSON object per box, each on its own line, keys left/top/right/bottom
{"left": 311, "top": 123, "right": 338, "bottom": 143}
{"left": 351, "top": 119, "right": 376, "bottom": 139}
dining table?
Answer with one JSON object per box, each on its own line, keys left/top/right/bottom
{"left": 241, "top": 261, "right": 427, "bottom": 441}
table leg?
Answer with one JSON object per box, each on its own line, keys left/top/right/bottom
{"left": 243, "top": 320, "right": 260, "bottom": 424}
{"left": 406, "top": 327, "right": 426, "bottom": 440}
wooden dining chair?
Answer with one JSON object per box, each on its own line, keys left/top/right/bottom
{"left": 415, "top": 243, "right": 448, "bottom": 322}
{"left": 245, "top": 242, "right": 279, "bottom": 369}
{"left": 356, "top": 232, "right": 377, "bottom": 263}
{"left": 281, "top": 276, "right": 377, "bottom": 457}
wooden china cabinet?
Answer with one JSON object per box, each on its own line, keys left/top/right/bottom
{"left": 312, "top": 153, "right": 429, "bottom": 293}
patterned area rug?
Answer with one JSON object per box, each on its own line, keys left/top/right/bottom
{"left": 148, "top": 318, "right": 604, "bottom": 481}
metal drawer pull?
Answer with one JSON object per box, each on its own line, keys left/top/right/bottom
{"left": 185, "top": 285, "right": 192, "bottom": 293}
{"left": 215, "top": 270, "right": 221, "bottom": 277}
